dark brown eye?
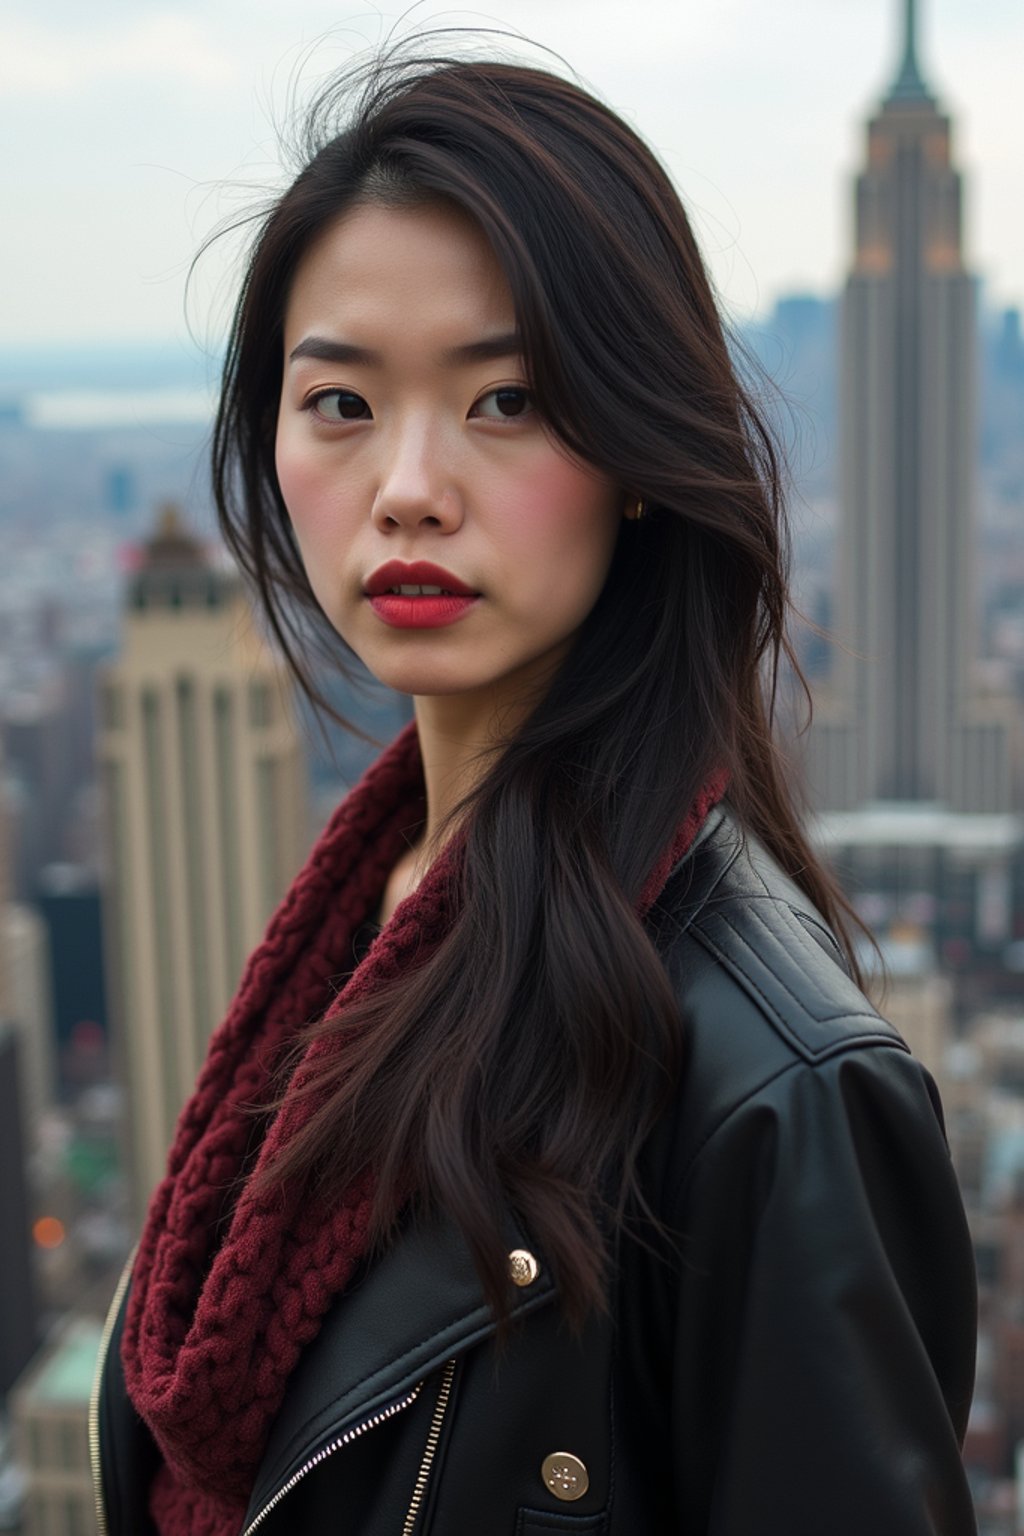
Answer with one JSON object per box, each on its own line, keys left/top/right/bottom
{"left": 473, "top": 387, "right": 534, "bottom": 420}
{"left": 311, "top": 390, "right": 370, "bottom": 421}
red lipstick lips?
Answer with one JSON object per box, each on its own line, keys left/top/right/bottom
{"left": 364, "top": 560, "right": 477, "bottom": 597}
{"left": 363, "top": 560, "right": 480, "bottom": 629}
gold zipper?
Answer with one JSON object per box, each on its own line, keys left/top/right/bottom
{"left": 242, "top": 1381, "right": 425, "bottom": 1536}
{"left": 90, "top": 1250, "right": 456, "bottom": 1536}
{"left": 88, "top": 1247, "right": 137, "bottom": 1536}
{"left": 400, "top": 1357, "right": 457, "bottom": 1536}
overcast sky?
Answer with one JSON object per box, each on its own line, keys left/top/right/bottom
{"left": 2, "top": 0, "right": 1021, "bottom": 351}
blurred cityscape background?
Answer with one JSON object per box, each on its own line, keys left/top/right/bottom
{"left": 1, "top": 1, "right": 1022, "bottom": 1532}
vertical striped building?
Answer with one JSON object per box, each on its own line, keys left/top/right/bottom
{"left": 97, "top": 504, "right": 309, "bottom": 1212}
{"left": 0, "top": 733, "right": 38, "bottom": 1405}
{"left": 808, "top": 0, "right": 1019, "bottom": 815}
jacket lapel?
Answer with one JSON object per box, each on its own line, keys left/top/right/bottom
{"left": 245, "top": 1205, "right": 555, "bottom": 1524}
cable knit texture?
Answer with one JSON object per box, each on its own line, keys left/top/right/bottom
{"left": 120, "top": 722, "right": 727, "bottom": 1535}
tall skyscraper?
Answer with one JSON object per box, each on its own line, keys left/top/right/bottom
{"left": 1, "top": 900, "right": 55, "bottom": 1131}
{"left": 97, "top": 504, "right": 309, "bottom": 1212}
{"left": 0, "top": 745, "right": 38, "bottom": 1402}
{"left": 0, "top": 1026, "right": 38, "bottom": 1398}
{"left": 807, "top": 0, "right": 1019, "bottom": 815}
{"left": 9, "top": 1315, "right": 103, "bottom": 1536}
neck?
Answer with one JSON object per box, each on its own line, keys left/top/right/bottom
{"left": 412, "top": 691, "right": 513, "bottom": 855}
{"left": 394, "top": 651, "right": 568, "bottom": 910}
{"left": 372, "top": 694, "right": 510, "bottom": 927}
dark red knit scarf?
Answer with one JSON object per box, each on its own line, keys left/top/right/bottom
{"left": 121, "top": 722, "right": 727, "bottom": 1536}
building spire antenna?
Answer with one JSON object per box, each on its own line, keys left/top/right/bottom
{"left": 888, "top": 0, "right": 933, "bottom": 102}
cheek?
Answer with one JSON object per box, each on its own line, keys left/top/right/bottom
{"left": 500, "top": 455, "right": 619, "bottom": 592}
{"left": 274, "top": 427, "right": 328, "bottom": 534}
{"left": 273, "top": 427, "right": 361, "bottom": 621}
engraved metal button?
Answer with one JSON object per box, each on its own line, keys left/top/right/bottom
{"left": 508, "top": 1248, "right": 540, "bottom": 1287}
{"left": 541, "top": 1451, "right": 589, "bottom": 1502}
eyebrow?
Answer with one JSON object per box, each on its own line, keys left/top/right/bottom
{"left": 287, "top": 332, "right": 523, "bottom": 367}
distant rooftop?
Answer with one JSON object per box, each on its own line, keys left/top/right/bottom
{"left": 810, "top": 802, "right": 1024, "bottom": 852}
{"left": 127, "top": 500, "right": 241, "bottom": 611}
{"left": 141, "top": 501, "right": 209, "bottom": 571}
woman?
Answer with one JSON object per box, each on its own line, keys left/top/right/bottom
{"left": 91, "top": 45, "right": 978, "bottom": 1536}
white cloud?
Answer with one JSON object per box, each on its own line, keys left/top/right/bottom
{"left": 0, "top": 12, "right": 241, "bottom": 95}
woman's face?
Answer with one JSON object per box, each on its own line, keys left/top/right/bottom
{"left": 275, "top": 199, "right": 623, "bottom": 712}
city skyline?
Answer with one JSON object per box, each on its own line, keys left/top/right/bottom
{"left": 1, "top": 8, "right": 1023, "bottom": 1526}
{"left": 1, "top": 0, "right": 1022, "bottom": 349}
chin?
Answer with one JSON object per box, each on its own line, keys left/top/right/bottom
{"left": 373, "top": 666, "right": 495, "bottom": 698}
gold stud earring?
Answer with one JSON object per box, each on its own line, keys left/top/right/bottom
{"left": 630, "top": 498, "right": 647, "bottom": 521}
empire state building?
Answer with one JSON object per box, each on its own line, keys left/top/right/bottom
{"left": 808, "top": 0, "right": 1018, "bottom": 815}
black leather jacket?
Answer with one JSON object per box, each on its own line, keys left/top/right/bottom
{"left": 92, "top": 806, "right": 978, "bottom": 1535}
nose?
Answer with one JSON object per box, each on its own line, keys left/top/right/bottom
{"left": 371, "top": 413, "right": 463, "bottom": 533}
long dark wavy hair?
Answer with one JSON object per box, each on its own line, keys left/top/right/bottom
{"left": 212, "top": 43, "right": 870, "bottom": 1329}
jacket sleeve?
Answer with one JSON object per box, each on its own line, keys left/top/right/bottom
{"left": 668, "top": 1043, "right": 978, "bottom": 1534}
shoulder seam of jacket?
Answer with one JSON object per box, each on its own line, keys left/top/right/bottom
{"left": 667, "top": 1031, "right": 917, "bottom": 1206}
{"left": 706, "top": 909, "right": 881, "bottom": 1032}
{"left": 665, "top": 1038, "right": 926, "bottom": 1215}
{"left": 690, "top": 900, "right": 902, "bottom": 1057}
